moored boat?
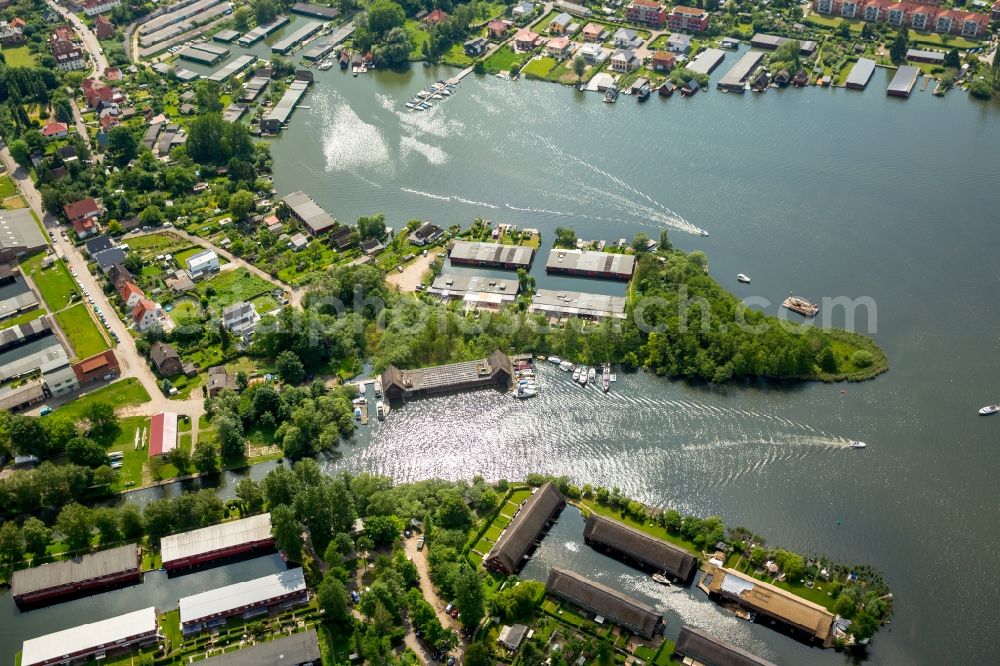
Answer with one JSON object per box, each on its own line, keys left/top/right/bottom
{"left": 560, "top": 360, "right": 573, "bottom": 372}
{"left": 737, "top": 273, "right": 750, "bottom": 283}
{"left": 578, "top": 367, "right": 588, "bottom": 386}
{"left": 374, "top": 379, "right": 382, "bottom": 397}
{"left": 782, "top": 294, "right": 819, "bottom": 317}
{"left": 588, "top": 367, "right": 596, "bottom": 383}
{"left": 548, "top": 356, "right": 562, "bottom": 365}
{"left": 651, "top": 573, "right": 671, "bottom": 585}
{"left": 376, "top": 400, "right": 388, "bottom": 420}
{"left": 602, "top": 363, "right": 611, "bottom": 393}
{"left": 572, "top": 367, "right": 581, "bottom": 382}
{"left": 979, "top": 404, "right": 999, "bottom": 415}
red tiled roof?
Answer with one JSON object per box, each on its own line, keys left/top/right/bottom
{"left": 42, "top": 122, "right": 68, "bottom": 136}
{"left": 73, "top": 216, "right": 97, "bottom": 233}
{"left": 100, "top": 114, "right": 119, "bottom": 129}
{"left": 79, "top": 353, "right": 110, "bottom": 374}
{"left": 119, "top": 281, "right": 144, "bottom": 302}
{"left": 133, "top": 298, "right": 156, "bottom": 321}
{"left": 671, "top": 5, "right": 706, "bottom": 15}
{"left": 64, "top": 197, "right": 99, "bottom": 221}
{"left": 424, "top": 9, "right": 448, "bottom": 23}
{"left": 630, "top": 0, "right": 663, "bottom": 7}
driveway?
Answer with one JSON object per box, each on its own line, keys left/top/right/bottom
{"left": 387, "top": 252, "right": 438, "bottom": 293}
{"left": 403, "top": 535, "right": 465, "bottom": 662}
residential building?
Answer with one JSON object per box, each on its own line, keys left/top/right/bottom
{"left": 578, "top": 42, "right": 606, "bottom": 64}
{"left": 42, "top": 358, "right": 79, "bottom": 397}
{"left": 0, "top": 21, "right": 25, "bottom": 46}
{"left": 185, "top": 249, "right": 220, "bottom": 280}
{"left": 108, "top": 264, "right": 133, "bottom": 291}
{"left": 484, "top": 482, "right": 565, "bottom": 574}
{"left": 464, "top": 37, "right": 488, "bottom": 56}
{"left": 222, "top": 301, "right": 260, "bottom": 344}
{"left": 580, "top": 22, "right": 604, "bottom": 41}
{"left": 545, "top": 36, "right": 571, "bottom": 58}
{"left": 63, "top": 197, "right": 101, "bottom": 225}
{"left": 207, "top": 365, "right": 237, "bottom": 397}
{"left": 149, "top": 341, "right": 182, "bottom": 375}
{"left": 514, "top": 28, "right": 541, "bottom": 51}
{"left": 609, "top": 49, "right": 639, "bottom": 73}
{"left": 72, "top": 350, "right": 120, "bottom": 385}
{"left": 83, "top": 0, "right": 120, "bottom": 16}
{"left": 668, "top": 6, "right": 711, "bottom": 32}
{"left": 811, "top": 0, "right": 988, "bottom": 37}
{"left": 73, "top": 216, "right": 99, "bottom": 238}
{"left": 92, "top": 246, "right": 125, "bottom": 273}
{"left": 118, "top": 281, "right": 145, "bottom": 309}
{"left": 49, "top": 36, "right": 86, "bottom": 71}
{"left": 650, "top": 50, "right": 677, "bottom": 72}
{"left": 93, "top": 14, "right": 114, "bottom": 40}
{"left": 149, "top": 411, "right": 178, "bottom": 457}
{"left": 497, "top": 624, "right": 529, "bottom": 652}
{"left": 408, "top": 221, "right": 444, "bottom": 246}
{"left": 613, "top": 28, "right": 643, "bottom": 49}
{"left": 288, "top": 232, "right": 309, "bottom": 251}
{"left": 626, "top": 0, "right": 667, "bottom": 27}
{"left": 423, "top": 9, "right": 448, "bottom": 25}
{"left": 0, "top": 209, "right": 47, "bottom": 263}
{"left": 487, "top": 19, "right": 510, "bottom": 39}
{"left": 548, "top": 12, "right": 572, "bottom": 34}
{"left": 512, "top": 2, "right": 535, "bottom": 19}
{"left": 554, "top": 0, "right": 591, "bottom": 16}
{"left": 133, "top": 299, "right": 165, "bottom": 332}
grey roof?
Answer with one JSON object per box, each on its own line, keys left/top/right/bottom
{"left": 213, "top": 29, "right": 240, "bottom": 42}
{"left": 0, "top": 274, "right": 38, "bottom": 319}
{"left": 0, "top": 208, "right": 46, "bottom": 253}
{"left": 271, "top": 20, "right": 323, "bottom": 54}
{"left": 675, "top": 626, "right": 778, "bottom": 666}
{"left": 688, "top": 48, "right": 726, "bottom": 75}
{"left": 382, "top": 350, "right": 513, "bottom": 397}
{"left": 179, "top": 45, "right": 227, "bottom": 64}
{"left": 845, "top": 58, "right": 876, "bottom": 89}
{"left": 85, "top": 235, "right": 114, "bottom": 255}
{"left": 239, "top": 15, "right": 290, "bottom": 46}
{"left": 161, "top": 513, "right": 272, "bottom": 566}
{"left": 717, "top": 50, "right": 764, "bottom": 91}
{"left": 265, "top": 80, "right": 310, "bottom": 127}
{"left": 0, "top": 334, "right": 67, "bottom": 382}
{"left": 583, "top": 513, "right": 697, "bottom": 580}
{"left": 0, "top": 378, "right": 45, "bottom": 411}
{"left": 140, "top": 0, "right": 223, "bottom": 35}
{"left": 449, "top": 240, "right": 534, "bottom": 269}
{"left": 0, "top": 316, "right": 52, "bottom": 353}
{"left": 11, "top": 544, "right": 139, "bottom": 599}
{"left": 546, "top": 567, "right": 663, "bottom": 638}
{"left": 208, "top": 54, "right": 257, "bottom": 83}
{"left": 179, "top": 568, "right": 306, "bottom": 625}
{"left": 282, "top": 191, "right": 336, "bottom": 234}
{"left": 21, "top": 607, "right": 158, "bottom": 666}
{"left": 291, "top": 2, "right": 339, "bottom": 19}
{"left": 143, "top": 122, "right": 163, "bottom": 149}
{"left": 93, "top": 246, "right": 126, "bottom": 272}
{"left": 750, "top": 33, "right": 817, "bottom": 55}
{"left": 529, "top": 288, "right": 626, "bottom": 320}
{"left": 429, "top": 273, "right": 520, "bottom": 298}
{"left": 485, "top": 482, "right": 565, "bottom": 573}
{"left": 906, "top": 48, "right": 944, "bottom": 62}
{"left": 887, "top": 65, "right": 919, "bottom": 96}
{"left": 198, "top": 629, "right": 320, "bottom": 666}
{"left": 544, "top": 248, "right": 636, "bottom": 280}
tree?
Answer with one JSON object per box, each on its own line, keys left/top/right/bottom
{"left": 232, "top": 6, "right": 252, "bottom": 31}
{"left": 9, "top": 139, "right": 31, "bottom": 168}
{"left": 229, "top": 189, "right": 255, "bottom": 221}
{"left": 56, "top": 503, "right": 93, "bottom": 552}
{"left": 367, "top": 0, "right": 405, "bottom": 38}
{"left": 816, "top": 346, "right": 837, "bottom": 373}
{"left": 373, "top": 27, "right": 412, "bottom": 67}
{"left": 10, "top": 416, "right": 49, "bottom": 457}
{"left": 119, "top": 504, "right": 145, "bottom": 539}
{"left": 464, "top": 643, "right": 492, "bottom": 666}
{"left": 216, "top": 413, "right": 245, "bottom": 462}
{"left": 271, "top": 504, "right": 304, "bottom": 560}
{"left": 363, "top": 514, "right": 404, "bottom": 547}
{"left": 317, "top": 571, "right": 351, "bottom": 623}
{"left": 139, "top": 205, "right": 163, "bottom": 227}
{"left": 852, "top": 350, "right": 874, "bottom": 368}
{"left": 275, "top": 350, "right": 306, "bottom": 384}
{"left": 107, "top": 125, "right": 138, "bottom": 166}
{"left": 453, "top": 563, "right": 485, "bottom": 629}
{"left": 554, "top": 226, "right": 576, "bottom": 248}
{"left": 235, "top": 477, "right": 265, "bottom": 514}
{"left": 66, "top": 436, "right": 107, "bottom": 468}
{"left": 435, "top": 492, "right": 471, "bottom": 530}
{"left": 836, "top": 19, "right": 851, "bottom": 39}
{"left": 861, "top": 21, "right": 875, "bottom": 40}
{"left": 86, "top": 402, "right": 118, "bottom": 439}
{"left": 42, "top": 415, "right": 77, "bottom": 451}
{"left": 253, "top": 0, "right": 278, "bottom": 25}
{"left": 572, "top": 55, "right": 586, "bottom": 82}
{"left": 93, "top": 507, "right": 121, "bottom": 544}
{"left": 0, "top": 521, "right": 22, "bottom": 563}
{"left": 943, "top": 48, "right": 960, "bottom": 69}
{"left": 889, "top": 31, "right": 908, "bottom": 65}
{"left": 21, "top": 517, "right": 51, "bottom": 558}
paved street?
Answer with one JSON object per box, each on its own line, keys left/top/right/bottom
{"left": 47, "top": 0, "right": 109, "bottom": 78}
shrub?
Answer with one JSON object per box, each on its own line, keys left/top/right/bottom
{"left": 851, "top": 350, "right": 874, "bottom": 368}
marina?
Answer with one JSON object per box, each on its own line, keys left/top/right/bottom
{"left": 405, "top": 80, "right": 457, "bottom": 111}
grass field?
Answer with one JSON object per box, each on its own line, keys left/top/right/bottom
{"left": 0, "top": 175, "right": 18, "bottom": 198}
{"left": 55, "top": 378, "right": 151, "bottom": 421}
{"left": 3, "top": 45, "right": 37, "bottom": 68}
{"left": 441, "top": 42, "right": 473, "bottom": 67}
{"left": 107, "top": 416, "right": 150, "bottom": 490}
{"left": 0, "top": 308, "right": 45, "bottom": 331}
{"left": 483, "top": 45, "right": 523, "bottom": 73}
{"left": 522, "top": 56, "right": 558, "bottom": 79}
{"left": 21, "top": 253, "right": 79, "bottom": 311}
{"left": 406, "top": 20, "right": 431, "bottom": 59}
{"left": 199, "top": 268, "right": 276, "bottom": 310}
{"left": 55, "top": 303, "right": 109, "bottom": 359}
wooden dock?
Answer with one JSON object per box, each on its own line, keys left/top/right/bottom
{"left": 360, "top": 400, "right": 369, "bottom": 425}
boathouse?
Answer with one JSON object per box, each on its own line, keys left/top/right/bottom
{"left": 544, "top": 248, "right": 636, "bottom": 281}
{"left": 674, "top": 625, "right": 777, "bottom": 666}
{"left": 428, "top": 273, "right": 520, "bottom": 310}
{"left": 583, "top": 513, "right": 697, "bottom": 582}
{"left": 11, "top": 543, "right": 142, "bottom": 605}
{"left": 161, "top": 513, "right": 275, "bottom": 571}
{"left": 704, "top": 566, "right": 836, "bottom": 646}
{"left": 546, "top": 567, "right": 664, "bottom": 639}
{"left": 282, "top": 191, "right": 336, "bottom": 235}
{"left": 528, "top": 288, "right": 626, "bottom": 321}
{"left": 179, "top": 568, "right": 308, "bottom": 634}
{"left": 197, "top": 629, "right": 321, "bottom": 666}
{"left": 484, "top": 482, "right": 566, "bottom": 575}
{"left": 20, "top": 607, "right": 160, "bottom": 666}
{"left": 380, "top": 350, "right": 514, "bottom": 400}
{"left": 887, "top": 65, "right": 919, "bottom": 98}
{"left": 449, "top": 240, "right": 534, "bottom": 270}
{"left": 845, "top": 57, "right": 876, "bottom": 90}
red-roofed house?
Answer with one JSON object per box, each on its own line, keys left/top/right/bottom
{"left": 650, "top": 50, "right": 677, "bottom": 72}
{"left": 545, "top": 36, "right": 571, "bottom": 58}
{"left": 627, "top": 0, "right": 667, "bottom": 27}
{"left": 10, "top": 17, "right": 25, "bottom": 28}
{"left": 42, "top": 121, "right": 68, "bottom": 139}
{"left": 581, "top": 22, "right": 604, "bottom": 42}
{"left": 103, "top": 66, "right": 123, "bottom": 81}
{"left": 83, "top": 0, "right": 121, "bottom": 16}
{"left": 53, "top": 25, "right": 75, "bottom": 42}
{"left": 72, "top": 350, "right": 120, "bottom": 385}
{"left": 100, "top": 114, "right": 120, "bottom": 131}
{"left": 423, "top": 9, "right": 449, "bottom": 25}
{"left": 149, "top": 412, "right": 178, "bottom": 457}
{"left": 668, "top": 6, "right": 710, "bottom": 32}
{"left": 133, "top": 299, "right": 164, "bottom": 331}
{"left": 94, "top": 15, "right": 115, "bottom": 40}
{"left": 515, "top": 28, "right": 541, "bottom": 51}
{"left": 73, "top": 216, "right": 99, "bottom": 238}
{"left": 487, "top": 19, "right": 510, "bottom": 39}
{"left": 83, "top": 80, "right": 116, "bottom": 109}
{"left": 119, "top": 281, "right": 145, "bottom": 308}
{"left": 64, "top": 197, "right": 101, "bottom": 224}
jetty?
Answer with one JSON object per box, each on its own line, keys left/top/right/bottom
{"left": 717, "top": 51, "right": 764, "bottom": 93}
{"left": 207, "top": 54, "right": 257, "bottom": 83}
{"left": 272, "top": 20, "right": 323, "bottom": 55}
{"left": 261, "top": 72, "right": 313, "bottom": 134}
{"left": 238, "top": 15, "right": 290, "bottom": 46}
{"left": 845, "top": 58, "right": 876, "bottom": 90}
{"left": 887, "top": 66, "right": 919, "bottom": 98}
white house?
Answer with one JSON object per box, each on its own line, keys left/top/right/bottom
{"left": 133, "top": 299, "right": 166, "bottom": 332}
{"left": 83, "top": 0, "right": 122, "bottom": 17}
{"left": 222, "top": 301, "right": 260, "bottom": 345}
{"left": 118, "top": 281, "right": 145, "bottom": 309}
{"left": 186, "top": 249, "right": 220, "bottom": 280}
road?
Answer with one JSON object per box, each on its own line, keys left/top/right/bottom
{"left": 46, "top": 0, "right": 108, "bottom": 78}
{"left": 66, "top": 94, "right": 100, "bottom": 161}
{"left": 403, "top": 536, "right": 465, "bottom": 663}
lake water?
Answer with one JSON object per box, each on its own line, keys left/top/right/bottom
{"left": 5, "top": 31, "right": 1000, "bottom": 664}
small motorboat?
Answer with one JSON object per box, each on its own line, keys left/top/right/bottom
{"left": 578, "top": 367, "right": 588, "bottom": 386}
{"left": 588, "top": 367, "right": 596, "bottom": 383}
{"left": 548, "top": 356, "right": 562, "bottom": 364}
{"left": 374, "top": 379, "right": 382, "bottom": 397}
{"left": 698, "top": 229, "right": 709, "bottom": 237}
{"left": 979, "top": 404, "right": 1000, "bottom": 415}
{"left": 354, "top": 407, "right": 362, "bottom": 420}
{"left": 737, "top": 273, "right": 750, "bottom": 284}
{"left": 516, "top": 386, "right": 538, "bottom": 398}
{"left": 559, "top": 360, "right": 573, "bottom": 372}
{"left": 652, "top": 573, "right": 671, "bottom": 585}
{"left": 572, "top": 367, "right": 581, "bottom": 382}
{"left": 849, "top": 440, "right": 867, "bottom": 449}
{"left": 376, "top": 401, "right": 388, "bottom": 420}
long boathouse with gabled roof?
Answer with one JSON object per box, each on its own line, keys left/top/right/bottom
{"left": 583, "top": 513, "right": 697, "bottom": 582}
{"left": 161, "top": 513, "right": 275, "bottom": 571}
{"left": 484, "top": 482, "right": 566, "bottom": 575}
{"left": 380, "top": 350, "right": 514, "bottom": 401}
{"left": 11, "top": 544, "right": 142, "bottom": 605}
{"left": 546, "top": 567, "right": 665, "bottom": 639}
{"left": 448, "top": 240, "right": 535, "bottom": 270}
{"left": 675, "top": 625, "right": 778, "bottom": 666}
{"left": 545, "top": 248, "right": 636, "bottom": 281}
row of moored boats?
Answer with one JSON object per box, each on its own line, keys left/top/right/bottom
{"left": 406, "top": 81, "right": 455, "bottom": 111}
{"left": 548, "top": 356, "right": 613, "bottom": 392}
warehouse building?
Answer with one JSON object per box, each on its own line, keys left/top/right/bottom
{"left": 161, "top": 513, "right": 275, "bottom": 571}
{"left": 21, "top": 607, "right": 160, "bottom": 666}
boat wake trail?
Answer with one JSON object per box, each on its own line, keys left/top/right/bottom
{"left": 398, "top": 187, "right": 652, "bottom": 223}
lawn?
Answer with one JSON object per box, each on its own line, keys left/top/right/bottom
{"left": 0, "top": 175, "right": 18, "bottom": 198}
{"left": 577, "top": 498, "right": 701, "bottom": 556}
{"left": 54, "top": 303, "right": 110, "bottom": 359}
{"left": 405, "top": 20, "right": 431, "bottom": 60}
{"left": 127, "top": 231, "right": 191, "bottom": 258}
{"left": 441, "top": 42, "right": 474, "bottom": 67}
{"left": 522, "top": 56, "right": 558, "bottom": 79}
{"left": 250, "top": 293, "right": 279, "bottom": 315}
{"left": 483, "top": 45, "right": 523, "bottom": 73}
{"left": 107, "top": 416, "right": 150, "bottom": 490}
{"left": 55, "top": 378, "right": 151, "bottom": 421}
{"left": 0, "top": 308, "right": 45, "bottom": 331}
{"left": 3, "top": 45, "right": 37, "bottom": 68}
{"left": 199, "top": 268, "right": 277, "bottom": 310}
{"left": 21, "top": 254, "right": 81, "bottom": 312}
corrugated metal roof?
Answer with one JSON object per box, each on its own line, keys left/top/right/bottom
{"left": 161, "top": 513, "right": 272, "bottom": 565}
{"left": 21, "top": 607, "right": 158, "bottom": 666}
{"left": 179, "top": 568, "right": 306, "bottom": 624}
{"left": 197, "top": 629, "right": 321, "bottom": 666}
{"left": 11, "top": 544, "right": 140, "bottom": 598}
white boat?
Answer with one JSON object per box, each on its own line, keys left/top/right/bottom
{"left": 572, "top": 367, "right": 581, "bottom": 381}
{"left": 602, "top": 363, "right": 611, "bottom": 393}
{"left": 376, "top": 401, "right": 388, "bottom": 420}
{"left": 374, "top": 379, "right": 382, "bottom": 397}
{"left": 578, "top": 367, "right": 588, "bottom": 386}
{"left": 737, "top": 273, "right": 750, "bottom": 283}
{"left": 699, "top": 230, "right": 709, "bottom": 237}
{"left": 516, "top": 386, "right": 538, "bottom": 398}
{"left": 979, "top": 404, "right": 1000, "bottom": 415}
{"left": 405, "top": 102, "right": 417, "bottom": 109}
{"left": 559, "top": 360, "right": 572, "bottom": 372}
{"left": 549, "top": 356, "right": 562, "bottom": 364}
{"left": 588, "top": 367, "right": 596, "bottom": 383}
{"left": 352, "top": 397, "right": 367, "bottom": 405}
{"left": 849, "top": 440, "right": 866, "bottom": 449}
{"left": 651, "top": 573, "right": 671, "bottom": 585}
{"left": 354, "top": 407, "right": 362, "bottom": 420}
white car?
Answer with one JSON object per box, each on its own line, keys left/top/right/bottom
{"left": 70, "top": 269, "right": 77, "bottom": 276}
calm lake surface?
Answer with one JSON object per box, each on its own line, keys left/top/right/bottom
{"left": 5, "top": 28, "right": 1000, "bottom": 663}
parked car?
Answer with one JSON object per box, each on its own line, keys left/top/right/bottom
{"left": 416, "top": 536, "right": 425, "bottom": 550}
{"left": 444, "top": 603, "right": 453, "bottom": 614}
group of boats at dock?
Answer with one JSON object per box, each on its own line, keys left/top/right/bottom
{"left": 405, "top": 80, "right": 455, "bottom": 111}
{"left": 353, "top": 379, "right": 389, "bottom": 422}
{"left": 512, "top": 356, "right": 616, "bottom": 399}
